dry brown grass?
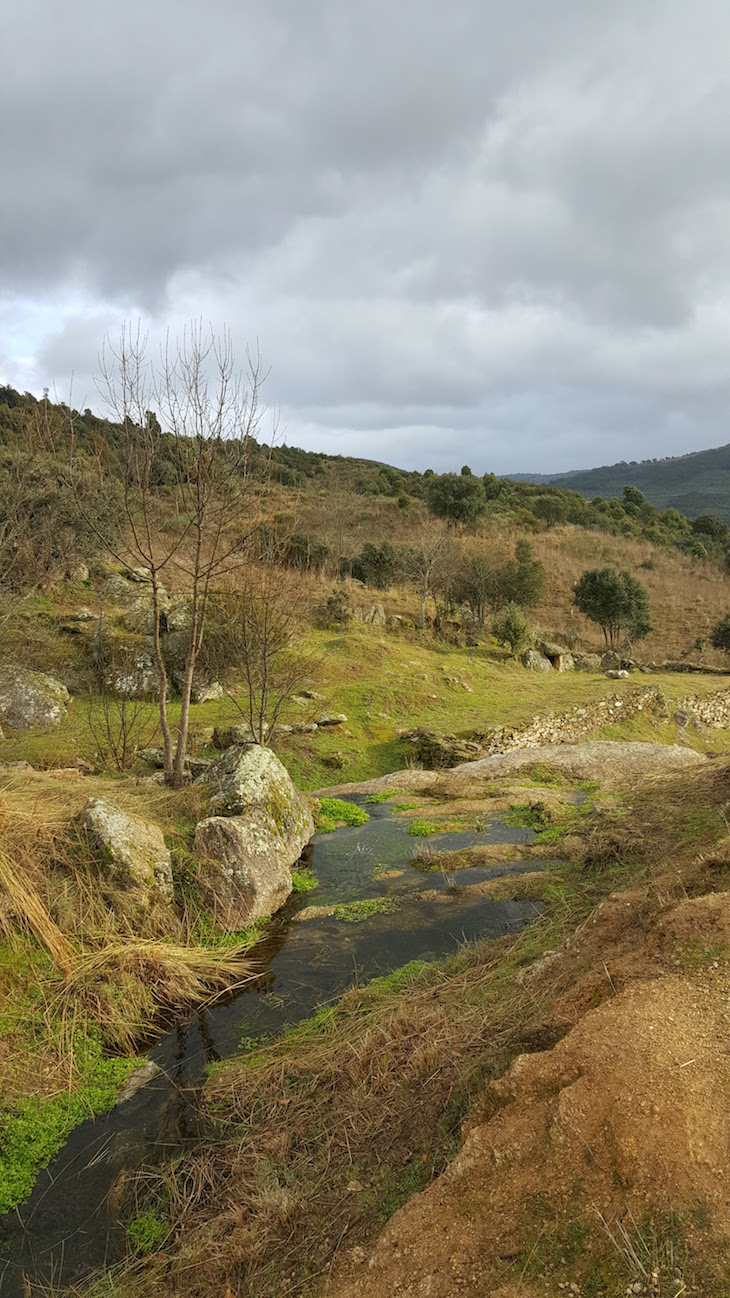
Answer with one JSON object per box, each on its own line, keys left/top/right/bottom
{"left": 289, "top": 488, "right": 730, "bottom": 663}
{"left": 0, "top": 768, "right": 254, "bottom": 1100}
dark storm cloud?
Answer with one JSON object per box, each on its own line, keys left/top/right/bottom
{"left": 3, "top": 0, "right": 730, "bottom": 471}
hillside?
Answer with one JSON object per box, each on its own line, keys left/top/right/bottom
{"left": 3, "top": 377, "right": 730, "bottom": 1296}
{"left": 515, "top": 440, "right": 730, "bottom": 523}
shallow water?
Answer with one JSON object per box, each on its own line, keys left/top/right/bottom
{"left": 0, "top": 798, "right": 547, "bottom": 1295}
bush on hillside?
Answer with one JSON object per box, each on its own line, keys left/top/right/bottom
{"left": 573, "top": 567, "right": 652, "bottom": 651}
{"left": 498, "top": 539, "right": 546, "bottom": 609}
{"left": 348, "top": 542, "right": 402, "bottom": 590}
{"left": 492, "top": 602, "right": 530, "bottom": 655}
{"left": 317, "top": 588, "right": 352, "bottom": 629}
{"left": 426, "top": 472, "right": 486, "bottom": 525}
{"left": 710, "top": 614, "right": 730, "bottom": 656}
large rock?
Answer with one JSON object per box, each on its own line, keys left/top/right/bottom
{"left": 552, "top": 652, "right": 575, "bottom": 672}
{"left": 0, "top": 666, "right": 69, "bottom": 730}
{"left": 81, "top": 797, "right": 173, "bottom": 907}
{"left": 212, "top": 722, "right": 268, "bottom": 749}
{"left": 194, "top": 817, "right": 297, "bottom": 928}
{"left": 522, "top": 649, "right": 552, "bottom": 673}
{"left": 199, "top": 743, "right": 312, "bottom": 825}
{"left": 194, "top": 744, "right": 314, "bottom": 929}
{"left": 103, "top": 646, "right": 160, "bottom": 698}
{"left": 574, "top": 653, "right": 602, "bottom": 672}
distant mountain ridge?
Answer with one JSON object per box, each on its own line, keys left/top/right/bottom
{"left": 512, "top": 441, "right": 730, "bottom": 523}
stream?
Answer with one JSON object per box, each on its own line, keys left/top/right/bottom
{"left": 0, "top": 797, "right": 546, "bottom": 1296}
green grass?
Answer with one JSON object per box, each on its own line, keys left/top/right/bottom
{"left": 291, "top": 869, "right": 318, "bottom": 893}
{"left": 127, "top": 1209, "right": 168, "bottom": 1254}
{"left": 4, "top": 623, "right": 728, "bottom": 789}
{"left": 407, "top": 817, "right": 448, "bottom": 836}
{"left": 332, "top": 898, "right": 400, "bottom": 923}
{"left": 364, "top": 789, "right": 406, "bottom": 803}
{"left": 314, "top": 796, "right": 369, "bottom": 833}
{"left": 0, "top": 1041, "right": 142, "bottom": 1215}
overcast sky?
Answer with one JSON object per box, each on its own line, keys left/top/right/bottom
{"left": 3, "top": 0, "right": 730, "bottom": 474}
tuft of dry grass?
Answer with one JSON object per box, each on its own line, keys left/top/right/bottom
{"left": 62, "top": 940, "right": 255, "bottom": 1052}
{"left": 0, "top": 847, "right": 72, "bottom": 974}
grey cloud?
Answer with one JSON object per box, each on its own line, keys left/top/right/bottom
{"left": 3, "top": 0, "right": 730, "bottom": 473}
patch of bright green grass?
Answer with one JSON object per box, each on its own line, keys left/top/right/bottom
{"left": 364, "top": 788, "right": 405, "bottom": 804}
{"left": 391, "top": 801, "right": 422, "bottom": 812}
{"left": 503, "top": 803, "right": 553, "bottom": 833}
{"left": 0, "top": 1041, "right": 142, "bottom": 1215}
{"left": 291, "top": 869, "right": 318, "bottom": 893}
{"left": 332, "top": 898, "right": 400, "bottom": 923}
{"left": 314, "top": 797, "right": 369, "bottom": 833}
{"left": 127, "top": 1209, "right": 168, "bottom": 1254}
{"left": 407, "top": 818, "right": 447, "bottom": 836}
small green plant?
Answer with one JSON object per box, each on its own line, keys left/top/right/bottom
{"left": 291, "top": 869, "right": 318, "bottom": 893}
{"left": 332, "top": 898, "right": 400, "bottom": 923}
{"left": 492, "top": 601, "right": 530, "bottom": 655}
{"left": 364, "top": 788, "right": 405, "bottom": 804}
{"left": 127, "top": 1208, "right": 168, "bottom": 1254}
{"left": 391, "top": 801, "right": 421, "bottom": 812}
{"left": 314, "top": 797, "right": 369, "bottom": 833}
{"left": 503, "top": 802, "right": 553, "bottom": 832}
{"left": 407, "top": 818, "right": 444, "bottom": 836}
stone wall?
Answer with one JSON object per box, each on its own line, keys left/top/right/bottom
{"left": 403, "top": 686, "right": 730, "bottom": 768}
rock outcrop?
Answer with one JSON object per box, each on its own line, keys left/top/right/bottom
{"left": 521, "top": 649, "right": 552, "bottom": 673}
{"left": 194, "top": 816, "right": 298, "bottom": 928}
{"left": 194, "top": 745, "right": 313, "bottom": 929}
{"left": 81, "top": 797, "right": 174, "bottom": 908}
{"left": 0, "top": 666, "right": 70, "bottom": 729}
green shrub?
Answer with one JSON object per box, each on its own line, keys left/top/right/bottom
{"left": 492, "top": 602, "right": 530, "bottom": 655}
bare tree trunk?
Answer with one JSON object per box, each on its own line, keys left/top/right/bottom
{"left": 150, "top": 573, "right": 174, "bottom": 781}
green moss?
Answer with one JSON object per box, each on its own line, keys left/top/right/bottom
{"left": 314, "top": 797, "right": 369, "bottom": 832}
{"left": 291, "top": 869, "right": 318, "bottom": 893}
{"left": 332, "top": 898, "right": 400, "bottom": 923}
{"left": 127, "top": 1209, "right": 168, "bottom": 1254}
{"left": 503, "top": 802, "right": 553, "bottom": 832}
{"left": 364, "top": 789, "right": 406, "bottom": 803}
{"left": 407, "top": 818, "right": 446, "bottom": 836}
{"left": 0, "top": 1044, "right": 142, "bottom": 1215}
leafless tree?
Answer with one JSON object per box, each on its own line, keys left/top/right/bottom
{"left": 218, "top": 557, "right": 321, "bottom": 745}
{"left": 404, "top": 516, "right": 449, "bottom": 629}
{"left": 71, "top": 322, "right": 271, "bottom": 786}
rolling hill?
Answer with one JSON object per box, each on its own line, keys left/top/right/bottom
{"left": 514, "top": 441, "right": 730, "bottom": 522}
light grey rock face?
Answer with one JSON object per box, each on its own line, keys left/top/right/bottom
{"left": 574, "top": 653, "right": 603, "bottom": 672}
{"left": 103, "top": 648, "right": 160, "bottom": 699}
{"left": 193, "top": 681, "right": 225, "bottom": 704}
{"left": 200, "top": 743, "right": 313, "bottom": 829}
{"left": 605, "top": 669, "right": 630, "bottom": 679}
{"left": 194, "top": 815, "right": 297, "bottom": 928}
{"left": 81, "top": 797, "right": 173, "bottom": 906}
{"left": 0, "top": 667, "right": 70, "bottom": 730}
{"left": 66, "top": 562, "right": 90, "bottom": 583}
{"left": 212, "top": 722, "right": 269, "bottom": 749}
{"left": 194, "top": 744, "right": 314, "bottom": 929}
{"left": 522, "top": 649, "right": 552, "bottom": 673}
